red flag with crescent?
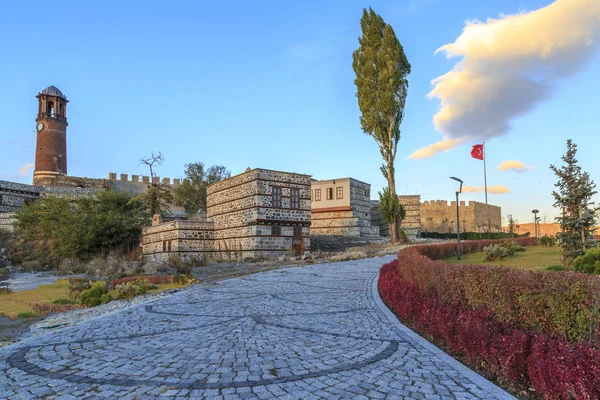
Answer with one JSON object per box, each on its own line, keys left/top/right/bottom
{"left": 471, "top": 144, "right": 484, "bottom": 160}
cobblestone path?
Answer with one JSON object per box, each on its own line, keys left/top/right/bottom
{"left": 0, "top": 256, "right": 513, "bottom": 399}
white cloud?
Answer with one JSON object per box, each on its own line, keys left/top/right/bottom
{"left": 412, "top": 0, "right": 600, "bottom": 158}
{"left": 497, "top": 160, "right": 535, "bottom": 172}
{"left": 1, "top": 163, "right": 34, "bottom": 182}
{"left": 463, "top": 185, "right": 510, "bottom": 194}
{"left": 406, "top": 137, "right": 466, "bottom": 159}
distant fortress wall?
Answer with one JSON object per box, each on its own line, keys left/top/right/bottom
{"left": 420, "top": 200, "right": 502, "bottom": 233}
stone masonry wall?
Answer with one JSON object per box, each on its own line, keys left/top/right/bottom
{"left": 370, "top": 195, "right": 421, "bottom": 237}
{"left": 0, "top": 213, "right": 16, "bottom": 232}
{"left": 207, "top": 168, "right": 311, "bottom": 260}
{"left": 142, "top": 220, "right": 215, "bottom": 263}
{"left": 420, "top": 200, "right": 502, "bottom": 233}
{"left": 398, "top": 195, "right": 421, "bottom": 236}
{"left": 0, "top": 180, "right": 42, "bottom": 213}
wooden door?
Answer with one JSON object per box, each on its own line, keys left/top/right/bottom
{"left": 292, "top": 238, "right": 304, "bottom": 256}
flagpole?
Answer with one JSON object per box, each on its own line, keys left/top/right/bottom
{"left": 483, "top": 141, "right": 488, "bottom": 204}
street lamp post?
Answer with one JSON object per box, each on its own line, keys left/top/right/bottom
{"left": 532, "top": 209, "right": 539, "bottom": 237}
{"left": 450, "top": 177, "right": 464, "bottom": 260}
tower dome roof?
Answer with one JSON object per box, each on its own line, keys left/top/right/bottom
{"left": 41, "top": 86, "right": 67, "bottom": 99}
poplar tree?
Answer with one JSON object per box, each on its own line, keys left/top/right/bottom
{"left": 550, "top": 140, "right": 598, "bottom": 266}
{"left": 353, "top": 7, "right": 411, "bottom": 242}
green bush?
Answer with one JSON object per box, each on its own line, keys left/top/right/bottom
{"left": 420, "top": 231, "right": 525, "bottom": 240}
{"left": 499, "top": 240, "right": 526, "bottom": 256}
{"left": 12, "top": 190, "right": 148, "bottom": 261}
{"left": 115, "top": 279, "right": 153, "bottom": 299}
{"left": 540, "top": 235, "right": 557, "bottom": 247}
{"left": 79, "top": 281, "right": 109, "bottom": 306}
{"left": 573, "top": 248, "right": 600, "bottom": 274}
{"left": 100, "top": 293, "right": 113, "bottom": 304}
{"left": 398, "top": 229, "right": 409, "bottom": 244}
{"left": 483, "top": 244, "right": 509, "bottom": 261}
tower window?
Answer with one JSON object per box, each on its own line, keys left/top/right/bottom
{"left": 272, "top": 187, "right": 282, "bottom": 208}
{"left": 59, "top": 103, "right": 63, "bottom": 117}
{"left": 47, "top": 101, "right": 54, "bottom": 117}
{"left": 291, "top": 188, "right": 300, "bottom": 209}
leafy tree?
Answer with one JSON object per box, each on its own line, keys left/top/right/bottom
{"left": 353, "top": 7, "right": 411, "bottom": 242}
{"left": 135, "top": 151, "right": 173, "bottom": 215}
{"left": 550, "top": 140, "right": 598, "bottom": 266}
{"left": 378, "top": 187, "right": 399, "bottom": 234}
{"left": 507, "top": 214, "right": 515, "bottom": 235}
{"left": 13, "top": 191, "right": 146, "bottom": 261}
{"left": 174, "top": 162, "right": 231, "bottom": 215}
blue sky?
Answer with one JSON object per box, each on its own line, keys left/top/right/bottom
{"left": 1, "top": 0, "right": 598, "bottom": 224}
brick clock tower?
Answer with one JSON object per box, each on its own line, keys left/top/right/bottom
{"left": 33, "top": 86, "right": 69, "bottom": 186}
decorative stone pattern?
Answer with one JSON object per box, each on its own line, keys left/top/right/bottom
{"left": 0, "top": 256, "right": 513, "bottom": 399}
{"left": 311, "top": 178, "right": 379, "bottom": 237}
{"left": 421, "top": 200, "right": 502, "bottom": 233}
{"left": 0, "top": 180, "right": 42, "bottom": 213}
{"left": 142, "top": 219, "right": 215, "bottom": 263}
{"left": 0, "top": 213, "right": 16, "bottom": 232}
{"left": 207, "top": 168, "right": 311, "bottom": 260}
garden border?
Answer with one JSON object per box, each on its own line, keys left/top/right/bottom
{"left": 371, "top": 266, "right": 515, "bottom": 400}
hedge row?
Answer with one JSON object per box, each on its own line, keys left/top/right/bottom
{"left": 419, "top": 231, "right": 528, "bottom": 240}
{"left": 379, "top": 239, "right": 600, "bottom": 399}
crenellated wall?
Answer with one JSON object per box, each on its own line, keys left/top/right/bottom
{"left": 207, "top": 168, "right": 311, "bottom": 260}
{"left": 420, "top": 200, "right": 502, "bottom": 233}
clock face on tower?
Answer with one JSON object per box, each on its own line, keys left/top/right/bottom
{"left": 36, "top": 122, "right": 44, "bottom": 132}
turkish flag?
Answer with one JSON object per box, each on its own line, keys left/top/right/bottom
{"left": 471, "top": 144, "right": 484, "bottom": 160}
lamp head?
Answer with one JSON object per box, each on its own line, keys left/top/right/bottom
{"left": 449, "top": 177, "right": 463, "bottom": 194}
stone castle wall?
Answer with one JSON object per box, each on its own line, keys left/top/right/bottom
{"left": 398, "top": 195, "right": 421, "bottom": 236}
{"left": 370, "top": 195, "right": 421, "bottom": 237}
{"left": 142, "top": 219, "right": 215, "bottom": 263}
{"left": 420, "top": 200, "right": 502, "bottom": 233}
{"left": 207, "top": 169, "right": 311, "bottom": 260}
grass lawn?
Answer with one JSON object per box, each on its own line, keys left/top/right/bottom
{"left": 1, "top": 279, "right": 192, "bottom": 318}
{"left": 445, "top": 245, "right": 563, "bottom": 272}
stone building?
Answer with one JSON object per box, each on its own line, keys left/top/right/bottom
{"left": 206, "top": 168, "right": 312, "bottom": 260}
{"left": 311, "top": 178, "right": 379, "bottom": 237}
{"left": 420, "top": 200, "right": 502, "bottom": 233}
{"left": 370, "top": 195, "right": 421, "bottom": 238}
{"left": 142, "top": 215, "right": 215, "bottom": 262}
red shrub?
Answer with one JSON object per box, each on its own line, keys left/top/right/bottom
{"left": 111, "top": 275, "right": 172, "bottom": 287}
{"left": 379, "top": 240, "right": 600, "bottom": 399}
{"left": 380, "top": 262, "right": 600, "bottom": 398}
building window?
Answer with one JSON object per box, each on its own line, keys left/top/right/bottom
{"left": 271, "top": 225, "right": 281, "bottom": 236}
{"left": 293, "top": 226, "right": 302, "bottom": 237}
{"left": 314, "top": 189, "right": 321, "bottom": 201}
{"left": 291, "top": 188, "right": 300, "bottom": 209}
{"left": 326, "top": 188, "right": 334, "bottom": 200}
{"left": 47, "top": 101, "right": 54, "bottom": 117}
{"left": 272, "top": 187, "right": 282, "bottom": 208}
{"left": 336, "top": 187, "right": 343, "bottom": 199}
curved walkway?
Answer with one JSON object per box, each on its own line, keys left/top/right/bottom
{"left": 0, "top": 256, "right": 513, "bottom": 399}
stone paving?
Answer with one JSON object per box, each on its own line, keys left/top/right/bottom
{"left": 0, "top": 256, "right": 513, "bottom": 399}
